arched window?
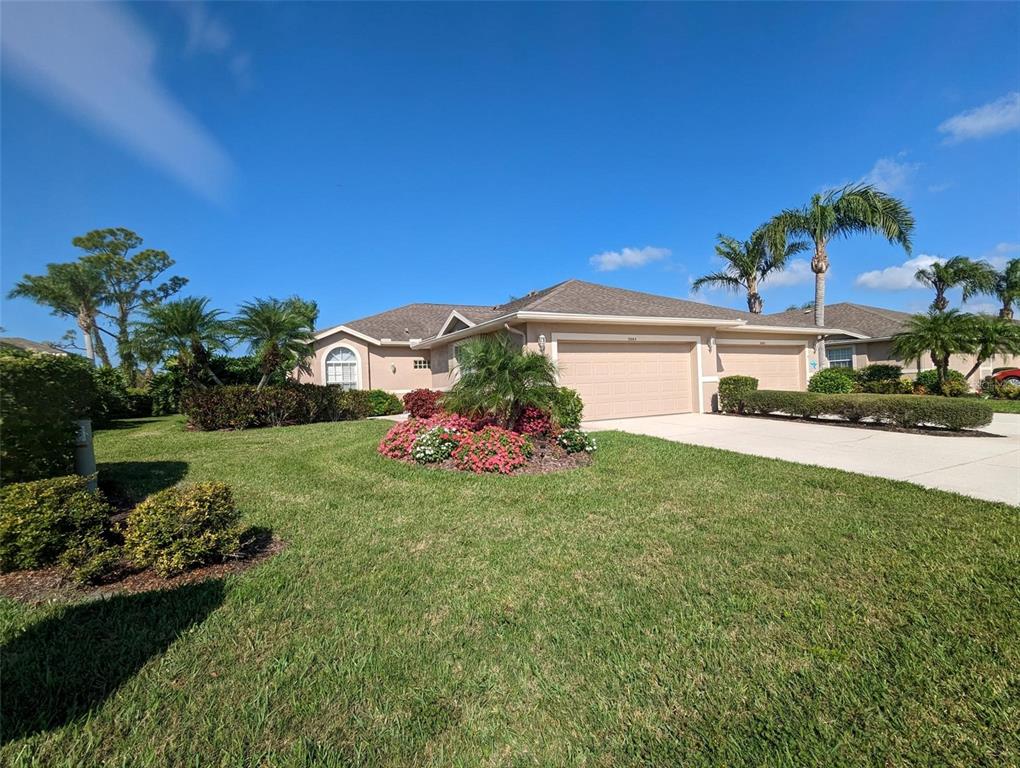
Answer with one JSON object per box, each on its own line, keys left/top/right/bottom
{"left": 325, "top": 346, "right": 359, "bottom": 389}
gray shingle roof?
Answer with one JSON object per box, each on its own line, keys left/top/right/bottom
{"left": 319, "top": 303, "right": 499, "bottom": 342}
{"left": 0, "top": 337, "right": 68, "bottom": 355}
{"left": 765, "top": 302, "right": 913, "bottom": 339}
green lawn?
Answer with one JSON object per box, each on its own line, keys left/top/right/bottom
{"left": 2, "top": 416, "right": 1017, "bottom": 767}
{"left": 986, "top": 398, "right": 1020, "bottom": 414}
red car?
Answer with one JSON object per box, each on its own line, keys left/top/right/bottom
{"left": 992, "top": 368, "right": 1020, "bottom": 386}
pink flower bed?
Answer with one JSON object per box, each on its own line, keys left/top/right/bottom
{"left": 378, "top": 413, "right": 475, "bottom": 460}
{"left": 450, "top": 426, "right": 533, "bottom": 474}
{"left": 515, "top": 406, "right": 554, "bottom": 437}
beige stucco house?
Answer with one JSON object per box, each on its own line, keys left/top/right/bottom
{"left": 298, "top": 279, "right": 845, "bottom": 420}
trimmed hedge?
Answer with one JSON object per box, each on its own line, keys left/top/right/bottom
{"left": 808, "top": 367, "right": 857, "bottom": 394}
{"left": 718, "top": 375, "right": 758, "bottom": 413}
{"left": 366, "top": 389, "right": 404, "bottom": 416}
{"left": 741, "top": 390, "right": 992, "bottom": 431}
{"left": 403, "top": 389, "right": 443, "bottom": 419}
{"left": 0, "top": 351, "right": 98, "bottom": 483}
{"left": 182, "top": 384, "right": 372, "bottom": 430}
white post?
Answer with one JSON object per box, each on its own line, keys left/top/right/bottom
{"left": 75, "top": 419, "right": 97, "bottom": 491}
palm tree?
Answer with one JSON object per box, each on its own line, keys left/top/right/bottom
{"left": 690, "top": 228, "right": 807, "bottom": 313}
{"left": 767, "top": 183, "right": 915, "bottom": 328}
{"left": 232, "top": 297, "right": 316, "bottom": 390}
{"left": 136, "top": 297, "right": 230, "bottom": 386}
{"left": 963, "top": 315, "right": 1020, "bottom": 380}
{"left": 914, "top": 256, "right": 996, "bottom": 312}
{"left": 891, "top": 310, "right": 978, "bottom": 388}
{"left": 442, "top": 333, "right": 559, "bottom": 429}
{"left": 991, "top": 258, "right": 1020, "bottom": 319}
{"left": 8, "top": 261, "right": 112, "bottom": 366}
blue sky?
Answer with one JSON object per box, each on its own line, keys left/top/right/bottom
{"left": 2, "top": 1, "right": 1019, "bottom": 346}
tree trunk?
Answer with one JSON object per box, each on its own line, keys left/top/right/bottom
{"left": 117, "top": 306, "right": 137, "bottom": 385}
{"left": 92, "top": 326, "right": 113, "bottom": 367}
{"left": 256, "top": 373, "right": 269, "bottom": 392}
{"left": 965, "top": 358, "right": 983, "bottom": 381}
{"left": 1001, "top": 303, "right": 1014, "bottom": 320}
{"left": 77, "top": 311, "right": 95, "bottom": 363}
{"left": 933, "top": 291, "right": 949, "bottom": 313}
{"left": 746, "top": 292, "right": 763, "bottom": 314}
{"left": 811, "top": 242, "right": 828, "bottom": 365}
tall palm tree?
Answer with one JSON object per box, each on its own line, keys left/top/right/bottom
{"left": 767, "top": 183, "right": 915, "bottom": 328}
{"left": 136, "top": 297, "right": 230, "bottom": 386}
{"left": 892, "top": 310, "right": 978, "bottom": 388}
{"left": 914, "top": 256, "right": 996, "bottom": 312}
{"left": 991, "top": 258, "right": 1020, "bottom": 319}
{"left": 443, "top": 333, "right": 559, "bottom": 429}
{"left": 232, "top": 297, "right": 316, "bottom": 390}
{"left": 690, "top": 228, "right": 807, "bottom": 313}
{"left": 963, "top": 315, "right": 1020, "bottom": 380}
{"left": 8, "top": 261, "right": 112, "bottom": 366}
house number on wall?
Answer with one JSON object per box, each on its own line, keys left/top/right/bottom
{"left": 627, "top": 337, "right": 638, "bottom": 341}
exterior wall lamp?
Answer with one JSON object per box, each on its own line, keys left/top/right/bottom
{"left": 538, "top": 334, "right": 546, "bottom": 353}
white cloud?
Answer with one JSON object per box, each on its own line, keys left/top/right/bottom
{"left": 938, "top": 92, "right": 1020, "bottom": 143}
{"left": 855, "top": 255, "right": 943, "bottom": 290}
{"left": 960, "top": 300, "right": 1000, "bottom": 315}
{"left": 590, "top": 246, "right": 670, "bottom": 272}
{"left": 1, "top": 2, "right": 233, "bottom": 202}
{"left": 983, "top": 242, "right": 1020, "bottom": 270}
{"left": 177, "top": 3, "right": 253, "bottom": 89}
{"left": 762, "top": 258, "right": 814, "bottom": 288}
{"left": 860, "top": 154, "right": 921, "bottom": 194}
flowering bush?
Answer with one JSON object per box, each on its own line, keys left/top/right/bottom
{"left": 558, "top": 429, "right": 597, "bottom": 454}
{"left": 515, "top": 406, "right": 553, "bottom": 436}
{"left": 378, "top": 413, "right": 475, "bottom": 460}
{"left": 451, "top": 426, "right": 533, "bottom": 474}
{"left": 412, "top": 424, "right": 464, "bottom": 463}
{"left": 403, "top": 389, "right": 443, "bottom": 419}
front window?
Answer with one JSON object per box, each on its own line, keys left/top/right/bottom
{"left": 325, "top": 346, "right": 358, "bottom": 389}
{"left": 413, "top": 358, "right": 430, "bottom": 370}
{"left": 827, "top": 346, "right": 853, "bottom": 369}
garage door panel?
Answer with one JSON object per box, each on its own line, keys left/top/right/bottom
{"left": 558, "top": 341, "right": 694, "bottom": 420}
{"left": 717, "top": 345, "right": 801, "bottom": 390}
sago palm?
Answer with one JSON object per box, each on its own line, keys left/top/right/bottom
{"left": 992, "top": 258, "right": 1020, "bottom": 319}
{"left": 443, "top": 333, "right": 559, "bottom": 429}
{"left": 136, "top": 297, "right": 230, "bottom": 386}
{"left": 232, "top": 297, "right": 317, "bottom": 390}
{"left": 767, "top": 183, "right": 915, "bottom": 327}
{"left": 914, "top": 256, "right": 996, "bottom": 312}
{"left": 891, "top": 310, "right": 978, "bottom": 388}
{"left": 690, "top": 228, "right": 807, "bottom": 313}
{"left": 963, "top": 315, "right": 1020, "bottom": 380}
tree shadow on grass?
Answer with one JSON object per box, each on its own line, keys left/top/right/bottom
{"left": 98, "top": 460, "right": 188, "bottom": 506}
{"left": 1, "top": 579, "right": 225, "bottom": 743}
{"left": 94, "top": 418, "right": 163, "bottom": 431}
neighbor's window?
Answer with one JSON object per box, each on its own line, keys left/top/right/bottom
{"left": 325, "top": 346, "right": 358, "bottom": 389}
{"left": 413, "top": 358, "right": 430, "bottom": 370}
{"left": 827, "top": 346, "right": 853, "bottom": 369}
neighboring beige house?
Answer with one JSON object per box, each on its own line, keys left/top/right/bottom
{"left": 765, "top": 302, "right": 1020, "bottom": 386}
{"left": 0, "top": 337, "right": 68, "bottom": 356}
{"left": 299, "top": 279, "right": 847, "bottom": 419}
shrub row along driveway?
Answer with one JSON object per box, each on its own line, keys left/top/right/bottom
{"left": 584, "top": 412, "right": 1020, "bottom": 505}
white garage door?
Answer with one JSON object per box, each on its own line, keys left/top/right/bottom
{"left": 558, "top": 342, "right": 694, "bottom": 421}
{"left": 716, "top": 345, "right": 802, "bottom": 390}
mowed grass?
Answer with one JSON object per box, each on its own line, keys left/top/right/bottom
{"left": 986, "top": 398, "right": 1020, "bottom": 414}
{"left": 2, "top": 416, "right": 1018, "bottom": 767}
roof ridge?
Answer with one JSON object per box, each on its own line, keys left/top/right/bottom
{"left": 515, "top": 279, "right": 579, "bottom": 311}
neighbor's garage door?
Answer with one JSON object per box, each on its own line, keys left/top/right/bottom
{"left": 557, "top": 342, "right": 693, "bottom": 421}
{"left": 717, "top": 345, "right": 802, "bottom": 390}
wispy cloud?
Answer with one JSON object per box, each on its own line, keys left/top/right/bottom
{"left": 762, "top": 259, "right": 814, "bottom": 288}
{"left": 860, "top": 153, "right": 921, "bottom": 194}
{"left": 590, "top": 246, "right": 670, "bottom": 272}
{"left": 177, "top": 2, "right": 253, "bottom": 89}
{"left": 983, "top": 242, "right": 1020, "bottom": 270}
{"left": 938, "top": 92, "right": 1020, "bottom": 144}
{"left": 927, "top": 181, "right": 953, "bottom": 194}
{"left": 855, "top": 255, "right": 942, "bottom": 291}
{"left": 1, "top": 2, "right": 233, "bottom": 202}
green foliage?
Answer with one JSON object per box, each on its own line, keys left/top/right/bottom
{"left": 366, "top": 389, "right": 403, "bottom": 416}
{"left": 893, "top": 310, "right": 977, "bottom": 385}
{"left": 914, "top": 256, "right": 997, "bottom": 312}
{"left": 860, "top": 378, "right": 914, "bottom": 395}
{"left": 808, "top": 367, "right": 857, "bottom": 394}
{"left": 231, "top": 297, "right": 316, "bottom": 389}
{"left": 136, "top": 297, "right": 231, "bottom": 386}
{"left": 741, "top": 390, "right": 992, "bottom": 430}
{"left": 856, "top": 364, "right": 902, "bottom": 383}
{"left": 123, "top": 482, "right": 243, "bottom": 577}
{"left": 551, "top": 387, "right": 584, "bottom": 428}
{"left": 59, "top": 535, "right": 122, "bottom": 585}
{"left": 182, "top": 384, "right": 371, "bottom": 430}
{"left": 915, "top": 368, "right": 968, "bottom": 396}
{"left": 90, "top": 366, "right": 131, "bottom": 424}
{"left": 149, "top": 367, "right": 184, "bottom": 415}
{"left": 443, "top": 334, "right": 559, "bottom": 428}
{"left": 993, "top": 258, "right": 1020, "bottom": 318}
{"left": 557, "top": 429, "right": 597, "bottom": 454}
{"left": 0, "top": 475, "right": 112, "bottom": 572}
{"left": 0, "top": 350, "right": 98, "bottom": 483}
{"left": 717, "top": 375, "right": 758, "bottom": 413}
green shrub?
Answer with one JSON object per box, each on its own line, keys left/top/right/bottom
{"left": 0, "top": 475, "right": 111, "bottom": 572}
{"left": 150, "top": 368, "right": 185, "bottom": 415}
{"left": 860, "top": 378, "right": 914, "bottom": 395}
{"left": 557, "top": 429, "right": 597, "bottom": 454}
{"left": 940, "top": 378, "right": 970, "bottom": 398}
{"left": 551, "top": 387, "right": 584, "bottom": 428}
{"left": 915, "top": 368, "right": 968, "bottom": 396}
{"left": 741, "top": 390, "right": 992, "bottom": 431}
{"left": 0, "top": 350, "right": 98, "bottom": 483}
{"left": 856, "top": 364, "right": 902, "bottom": 384}
{"left": 808, "top": 367, "right": 857, "bottom": 394}
{"left": 366, "top": 389, "right": 404, "bottom": 416}
{"left": 123, "top": 387, "right": 154, "bottom": 418}
{"left": 123, "top": 482, "right": 244, "bottom": 577}
{"left": 182, "top": 384, "right": 371, "bottom": 430}
{"left": 59, "top": 536, "right": 122, "bottom": 585}
{"left": 717, "top": 375, "right": 758, "bottom": 413}
{"left": 90, "top": 367, "right": 131, "bottom": 425}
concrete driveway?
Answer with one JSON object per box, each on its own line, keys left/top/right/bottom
{"left": 583, "top": 412, "right": 1020, "bottom": 506}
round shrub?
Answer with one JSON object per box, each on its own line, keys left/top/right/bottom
{"left": 515, "top": 406, "right": 553, "bottom": 436}
{"left": 557, "top": 429, "right": 597, "bottom": 454}
{"left": 855, "top": 364, "right": 902, "bottom": 385}
{"left": 914, "top": 369, "right": 968, "bottom": 396}
{"left": 860, "top": 378, "right": 914, "bottom": 395}
{"left": 451, "top": 427, "right": 533, "bottom": 474}
{"left": 403, "top": 389, "right": 443, "bottom": 419}
{"left": 123, "top": 482, "right": 244, "bottom": 577}
{"left": 551, "top": 387, "right": 584, "bottom": 429}
{"left": 718, "top": 375, "right": 758, "bottom": 413}
{"left": 366, "top": 389, "right": 403, "bottom": 416}
{"left": 0, "top": 475, "right": 111, "bottom": 572}
{"left": 808, "top": 368, "right": 857, "bottom": 394}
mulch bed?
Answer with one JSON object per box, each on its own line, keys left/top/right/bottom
{"left": 711, "top": 411, "right": 1006, "bottom": 438}
{"left": 394, "top": 437, "right": 593, "bottom": 476}
{"left": 0, "top": 530, "right": 285, "bottom": 605}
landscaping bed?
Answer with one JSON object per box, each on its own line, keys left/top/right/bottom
{"left": 711, "top": 409, "right": 1005, "bottom": 437}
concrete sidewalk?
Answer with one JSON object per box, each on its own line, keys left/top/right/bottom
{"left": 583, "top": 412, "right": 1020, "bottom": 506}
